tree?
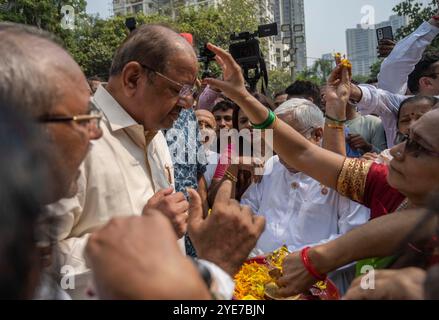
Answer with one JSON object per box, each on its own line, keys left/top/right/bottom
{"left": 393, "top": 0, "right": 439, "bottom": 52}
{"left": 0, "top": 0, "right": 261, "bottom": 78}
{"left": 294, "top": 59, "right": 334, "bottom": 86}
{"left": 0, "top": 0, "right": 87, "bottom": 34}
{"left": 267, "top": 69, "right": 293, "bottom": 95}
{"left": 369, "top": 59, "right": 383, "bottom": 80}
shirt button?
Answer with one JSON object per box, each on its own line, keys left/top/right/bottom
{"left": 291, "top": 182, "right": 299, "bottom": 189}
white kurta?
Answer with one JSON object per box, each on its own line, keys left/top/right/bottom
{"left": 241, "top": 156, "right": 371, "bottom": 294}
{"left": 241, "top": 156, "right": 371, "bottom": 255}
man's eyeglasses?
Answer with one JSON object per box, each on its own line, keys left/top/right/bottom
{"left": 401, "top": 134, "right": 439, "bottom": 158}
{"left": 39, "top": 101, "right": 103, "bottom": 129}
{"left": 140, "top": 63, "right": 197, "bottom": 98}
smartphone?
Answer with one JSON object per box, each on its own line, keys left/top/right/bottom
{"left": 376, "top": 26, "right": 394, "bottom": 42}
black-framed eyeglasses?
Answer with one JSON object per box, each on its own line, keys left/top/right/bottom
{"left": 401, "top": 134, "right": 439, "bottom": 158}
{"left": 139, "top": 63, "right": 197, "bottom": 98}
{"left": 39, "top": 101, "right": 103, "bottom": 129}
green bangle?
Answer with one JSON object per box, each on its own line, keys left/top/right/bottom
{"left": 251, "top": 110, "right": 276, "bottom": 129}
{"left": 325, "top": 114, "right": 347, "bottom": 124}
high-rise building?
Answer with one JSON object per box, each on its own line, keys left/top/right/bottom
{"left": 346, "top": 14, "right": 409, "bottom": 77}
{"left": 346, "top": 25, "right": 377, "bottom": 77}
{"left": 273, "top": 0, "right": 307, "bottom": 73}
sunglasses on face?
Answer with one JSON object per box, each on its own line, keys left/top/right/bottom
{"left": 401, "top": 134, "right": 439, "bottom": 158}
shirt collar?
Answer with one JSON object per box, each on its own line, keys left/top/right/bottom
{"left": 93, "top": 84, "right": 138, "bottom": 132}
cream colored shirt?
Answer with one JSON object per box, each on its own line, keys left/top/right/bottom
{"left": 47, "top": 86, "right": 235, "bottom": 300}
{"left": 47, "top": 85, "right": 177, "bottom": 277}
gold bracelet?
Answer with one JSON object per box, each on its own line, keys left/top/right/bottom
{"left": 326, "top": 122, "right": 345, "bottom": 130}
{"left": 224, "top": 170, "right": 238, "bottom": 183}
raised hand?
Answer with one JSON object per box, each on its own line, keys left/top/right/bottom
{"left": 202, "top": 43, "right": 248, "bottom": 103}
{"left": 187, "top": 180, "right": 265, "bottom": 276}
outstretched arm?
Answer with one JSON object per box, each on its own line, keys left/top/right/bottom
{"left": 204, "top": 44, "right": 350, "bottom": 191}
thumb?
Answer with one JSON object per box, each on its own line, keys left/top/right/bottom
{"left": 187, "top": 188, "right": 204, "bottom": 231}
{"left": 204, "top": 78, "right": 227, "bottom": 93}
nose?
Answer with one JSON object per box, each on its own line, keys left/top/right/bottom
{"left": 389, "top": 141, "right": 405, "bottom": 160}
{"left": 88, "top": 125, "right": 103, "bottom": 140}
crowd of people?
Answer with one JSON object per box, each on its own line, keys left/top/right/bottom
{"left": 1, "top": 8, "right": 439, "bottom": 301}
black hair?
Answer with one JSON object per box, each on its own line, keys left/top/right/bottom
{"left": 212, "top": 100, "right": 236, "bottom": 114}
{"left": 285, "top": 80, "right": 322, "bottom": 107}
{"left": 397, "top": 95, "right": 439, "bottom": 128}
{"left": 408, "top": 52, "right": 439, "bottom": 94}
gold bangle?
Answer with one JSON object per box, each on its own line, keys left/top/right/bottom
{"left": 224, "top": 170, "right": 238, "bottom": 183}
{"left": 326, "top": 122, "right": 345, "bottom": 130}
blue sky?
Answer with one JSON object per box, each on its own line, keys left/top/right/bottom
{"left": 86, "top": 0, "right": 432, "bottom": 65}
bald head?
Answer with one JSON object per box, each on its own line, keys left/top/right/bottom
{"left": 0, "top": 23, "right": 87, "bottom": 118}
{"left": 109, "top": 24, "right": 196, "bottom": 77}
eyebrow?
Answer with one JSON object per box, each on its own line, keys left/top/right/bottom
{"left": 412, "top": 129, "right": 436, "bottom": 151}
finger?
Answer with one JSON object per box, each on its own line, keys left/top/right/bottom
{"left": 251, "top": 215, "right": 266, "bottom": 236}
{"left": 207, "top": 43, "right": 240, "bottom": 72}
{"left": 213, "top": 179, "right": 233, "bottom": 206}
{"left": 187, "top": 188, "right": 204, "bottom": 230}
{"left": 167, "top": 191, "right": 186, "bottom": 203}
{"left": 327, "top": 65, "right": 342, "bottom": 84}
{"left": 151, "top": 187, "right": 174, "bottom": 200}
{"left": 239, "top": 204, "right": 254, "bottom": 224}
{"left": 204, "top": 78, "right": 227, "bottom": 92}
{"left": 343, "top": 285, "right": 369, "bottom": 300}
{"left": 341, "top": 64, "right": 350, "bottom": 84}
{"left": 173, "top": 201, "right": 190, "bottom": 214}
{"left": 215, "top": 55, "right": 227, "bottom": 71}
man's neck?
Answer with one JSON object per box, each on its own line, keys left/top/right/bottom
{"left": 346, "top": 104, "right": 360, "bottom": 121}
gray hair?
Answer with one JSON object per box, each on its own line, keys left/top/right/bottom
{"left": 0, "top": 23, "right": 62, "bottom": 117}
{"left": 110, "top": 24, "right": 187, "bottom": 76}
{"left": 275, "top": 98, "right": 325, "bottom": 131}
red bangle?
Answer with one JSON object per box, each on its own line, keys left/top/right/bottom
{"left": 301, "top": 247, "right": 327, "bottom": 281}
{"left": 432, "top": 15, "right": 439, "bottom": 21}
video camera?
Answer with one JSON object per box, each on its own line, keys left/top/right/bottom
{"left": 198, "top": 43, "right": 217, "bottom": 79}
{"left": 229, "top": 23, "right": 278, "bottom": 92}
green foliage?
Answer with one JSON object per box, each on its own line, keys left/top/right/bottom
{"left": 0, "top": 0, "right": 260, "bottom": 78}
{"left": 369, "top": 59, "right": 383, "bottom": 80}
{"left": 295, "top": 59, "right": 335, "bottom": 86}
{"left": 267, "top": 70, "right": 293, "bottom": 95}
{"left": 393, "top": 0, "right": 439, "bottom": 50}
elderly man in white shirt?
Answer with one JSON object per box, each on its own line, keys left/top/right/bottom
{"left": 240, "top": 99, "right": 370, "bottom": 294}
{"left": 355, "top": 12, "right": 439, "bottom": 147}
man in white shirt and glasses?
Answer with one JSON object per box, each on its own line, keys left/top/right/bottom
{"left": 240, "top": 99, "right": 370, "bottom": 294}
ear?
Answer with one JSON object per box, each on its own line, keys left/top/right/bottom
{"left": 313, "top": 127, "right": 324, "bottom": 143}
{"left": 121, "top": 62, "right": 145, "bottom": 98}
{"left": 419, "top": 77, "right": 433, "bottom": 91}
